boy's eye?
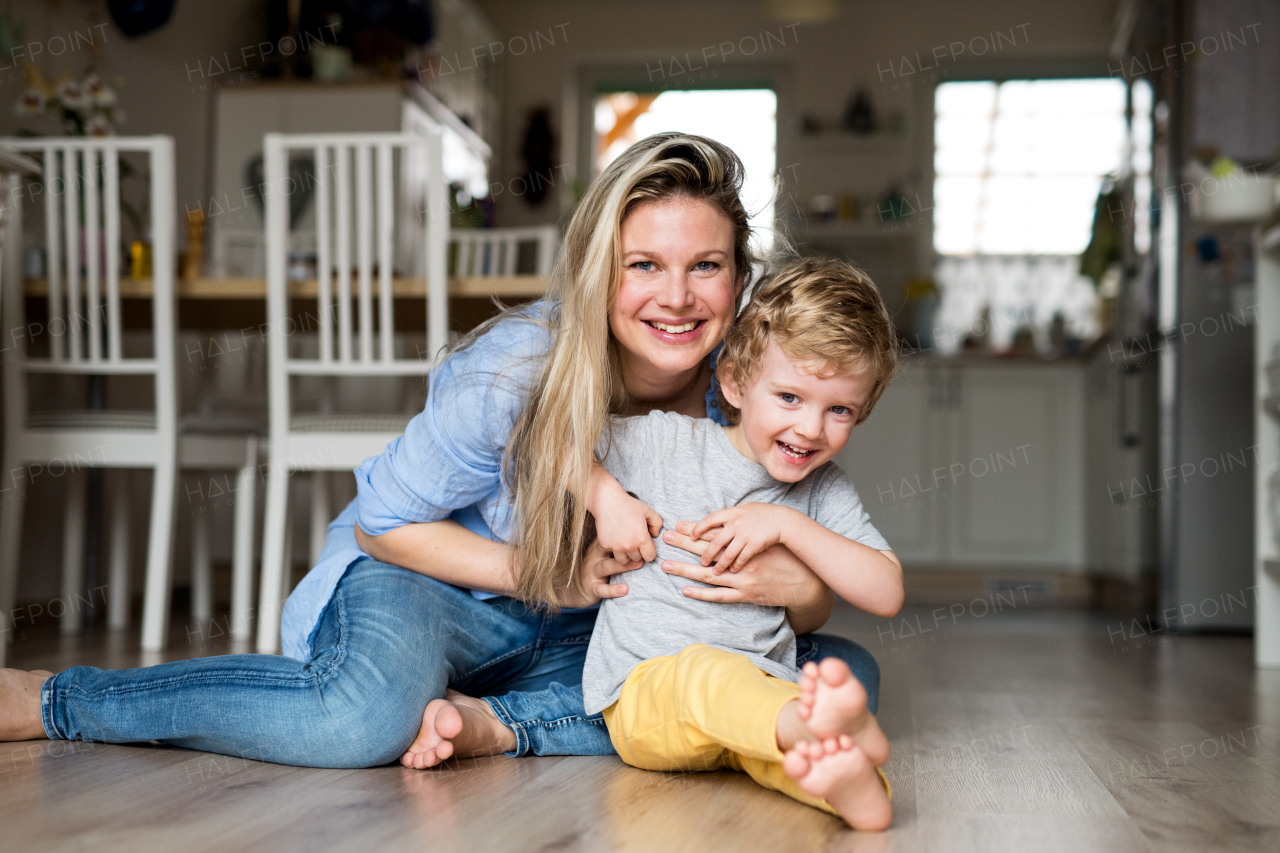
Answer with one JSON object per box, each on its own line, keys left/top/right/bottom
{"left": 778, "top": 393, "right": 798, "bottom": 404}
{"left": 830, "top": 405, "right": 850, "bottom": 415}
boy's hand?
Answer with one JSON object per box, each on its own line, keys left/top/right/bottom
{"left": 586, "top": 465, "right": 663, "bottom": 568}
{"left": 691, "top": 503, "right": 793, "bottom": 572}
{"left": 558, "top": 539, "right": 639, "bottom": 609}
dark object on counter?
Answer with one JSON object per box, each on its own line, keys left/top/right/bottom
{"left": 107, "top": 0, "right": 175, "bottom": 37}
{"left": 520, "top": 108, "right": 556, "bottom": 207}
{"left": 795, "top": 114, "right": 821, "bottom": 136}
{"left": 1079, "top": 177, "right": 1122, "bottom": 285}
{"left": 843, "top": 89, "right": 876, "bottom": 134}
{"left": 246, "top": 153, "right": 316, "bottom": 229}
{"left": 1196, "top": 235, "right": 1220, "bottom": 263}
{"left": 877, "top": 185, "right": 910, "bottom": 221}
{"left": 900, "top": 278, "right": 939, "bottom": 350}
{"left": 266, "top": 0, "right": 435, "bottom": 75}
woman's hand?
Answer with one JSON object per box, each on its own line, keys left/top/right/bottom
{"left": 557, "top": 538, "right": 641, "bottom": 609}
{"left": 661, "top": 522, "right": 828, "bottom": 612}
{"left": 586, "top": 463, "right": 663, "bottom": 568}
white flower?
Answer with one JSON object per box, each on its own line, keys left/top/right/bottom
{"left": 15, "top": 88, "right": 46, "bottom": 114}
{"left": 84, "top": 73, "right": 116, "bottom": 107}
{"left": 85, "top": 113, "right": 114, "bottom": 136}
{"left": 56, "top": 79, "right": 90, "bottom": 109}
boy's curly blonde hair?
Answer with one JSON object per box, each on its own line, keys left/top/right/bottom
{"left": 716, "top": 257, "right": 899, "bottom": 426}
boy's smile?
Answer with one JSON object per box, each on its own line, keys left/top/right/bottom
{"left": 720, "top": 341, "right": 876, "bottom": 482}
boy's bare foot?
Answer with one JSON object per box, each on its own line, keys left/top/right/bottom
{"left": 784, "top": 737, "right": 892, "bottom": 831}
{"left": 0, "top": 669, "right": 53, "bottom": 741}
{"left": 400, "top": 690, "right": 517, "bottom": 770}
{"left": 795, "top": 658, "right": 890, "bottom": 766}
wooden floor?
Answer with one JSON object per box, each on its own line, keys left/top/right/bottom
{"left": 3, "top": 600, "right": 1278, "bottom": 853}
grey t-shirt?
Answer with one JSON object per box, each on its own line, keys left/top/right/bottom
{"left": 581, "top": 410, "right": 891, "bottom": 715}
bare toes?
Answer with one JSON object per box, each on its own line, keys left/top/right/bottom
{"left": 783, "top": 748, "right": 811, "bottom": 780}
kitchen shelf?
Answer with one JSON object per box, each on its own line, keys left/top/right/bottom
{"left": 798, "top": 220, "right": 918, "bottom": 240}
{"left": 792, "top": 132, "right": 909, "bottom": 155}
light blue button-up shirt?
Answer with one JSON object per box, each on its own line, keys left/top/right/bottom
{"left": 280, "top": 301, "right": 728, "bottom": 661}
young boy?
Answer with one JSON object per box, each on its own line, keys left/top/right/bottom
{"left": 581, "top": 257, "right": 903, "bottom": 830}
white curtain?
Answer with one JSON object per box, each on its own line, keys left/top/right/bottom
{"left": 932, "top": 255, "right": 1099, "bottom": 354}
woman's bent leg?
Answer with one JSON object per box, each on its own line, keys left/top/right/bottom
{"left": 465, "top": 606, "right": 613, "bottom": 757}
{"left": 42, "top": 561, "right": 539, "bottom": 768}
{"left": 795, "top": 633, "right": 880, "bottom": 714}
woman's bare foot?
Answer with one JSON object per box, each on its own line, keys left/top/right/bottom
{"left": 784, "top": 737, "right": 892, "bottom": 831}
{"left": 0, "top": 669, "right": 53, "bottom": 741}
{"left": 794, "top": 658, "right": 890, "bottom": 766}
{"left": 400, "top": 690, "right": 517, "bottom": 770}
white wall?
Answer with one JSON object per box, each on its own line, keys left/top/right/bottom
{"left": 475, "top": 0, "right": 1119, "bottom": 227}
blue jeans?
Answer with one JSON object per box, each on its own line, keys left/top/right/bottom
{"left": 42, "top": 560, "right": 881, "bottom": 767}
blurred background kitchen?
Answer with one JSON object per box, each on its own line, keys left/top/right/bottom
{"left": 0, "top": 0, "right": 1276, "bottom": 668}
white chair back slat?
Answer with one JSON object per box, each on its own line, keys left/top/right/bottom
{"left": 266, "top": 132, "right": 447, "bottom": 375}
{"left": 3, "top": 136, "right": 176, "bottom": 374}
{"left": 538, "top": 228, "right": 556, "bottom": 276}
{"left": 84, "top": 148, "right": 102, "bottom": 362}
{"left": 445, "top": 225, "right": 559, "bottom": 281}
{"left": 314, "top": 144, "right": 333, "bottom": 364}
{"left": 63, "top": 148, "right": 81, "bottom": 362}
{"left": 376, "top": 143, "right": 394, "bottom": 363}
{"left": 103, "top": 145, "right": 122, "bottom": 362}
{"left": 334, "top": 145, "right": 353, "bottom": 364}
{"left": 355, "top": 144, "right": 374, "bottom": 363}
{"left": 424, "top": 131, "right": 448, "bottom": 359}
{"left": 42, "top": 148, "right": 63, "bottom": 362}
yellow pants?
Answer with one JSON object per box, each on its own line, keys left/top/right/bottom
{"left": 602, "top": 644, "right": 888, "bottom": 815}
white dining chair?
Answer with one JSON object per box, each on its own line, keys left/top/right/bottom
{"left": 451, "top": 225, "right": 559, "bottom": 279}
{"left": 256, "top": 131, "right": 449, "bottom": 653}
{"left": 0, "top": 136, "right": 260, "bottom": 659}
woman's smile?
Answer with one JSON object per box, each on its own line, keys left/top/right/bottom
{"left": 642, "top": 317, "right": 707, "bottom": 343}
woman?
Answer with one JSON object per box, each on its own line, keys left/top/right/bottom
{"left": 0, "top": 134, "right": 880, "bottom": 768}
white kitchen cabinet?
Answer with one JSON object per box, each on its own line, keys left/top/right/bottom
{"left": 835, "top": 359, "right": 1086, "bottom": 572}
{"left": 836, "top": 365, "right": 943, "bottom": 564}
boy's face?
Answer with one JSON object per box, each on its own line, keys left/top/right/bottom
{"left": 720, "top": 340, "right": 876, "bottom": 483}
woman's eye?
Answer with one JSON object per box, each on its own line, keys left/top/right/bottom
{"left": 632, "top": 261, "right": 655, "bottom": 272}
{"left": 779, "top": 393, "right": 798, "bottom": 404}
{"left": 694, "top": 261, "right": 719, "bottom": 272}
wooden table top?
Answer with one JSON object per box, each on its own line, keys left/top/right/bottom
{"left": 23, "top": 274, "right": 548, "bottom": 300}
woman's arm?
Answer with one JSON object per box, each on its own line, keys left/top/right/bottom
{"left": 355, "top": 520, "right": 634, "bottom": 608}
{"left": 355, "top": 520, "right": 516, "bottom": 595}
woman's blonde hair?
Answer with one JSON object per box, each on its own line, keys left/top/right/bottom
{"left": 506, "top": 133, "right": 754, "bottom": 608}
{"left": 716, "top": 257, "right": 899, "bottom": 426}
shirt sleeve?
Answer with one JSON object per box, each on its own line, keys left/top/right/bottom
{"left": 354, "top": 321, "right": 546, "bottom": 537}
{"left": 810, "top": 464, "right": 892, "bottom": 552}
{"left": 596, "top": 411, "right": 674, "bottom": 492}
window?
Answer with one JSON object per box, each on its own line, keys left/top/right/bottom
{"left": 593, "top": 89, "right": 777, "bottom": 247}
{"left": 931, "top": 78, "right": 1152, "bottom": 352}
{"left": 934, "top": 79, "right": 1131, "bottom": 255}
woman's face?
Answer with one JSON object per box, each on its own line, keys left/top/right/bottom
{"left": 609, "top": 197, "right": 741, "bottom": 394}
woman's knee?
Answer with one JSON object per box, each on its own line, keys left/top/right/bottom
{"left": 302, "top": 694, "right": 424, "bottom": 768}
